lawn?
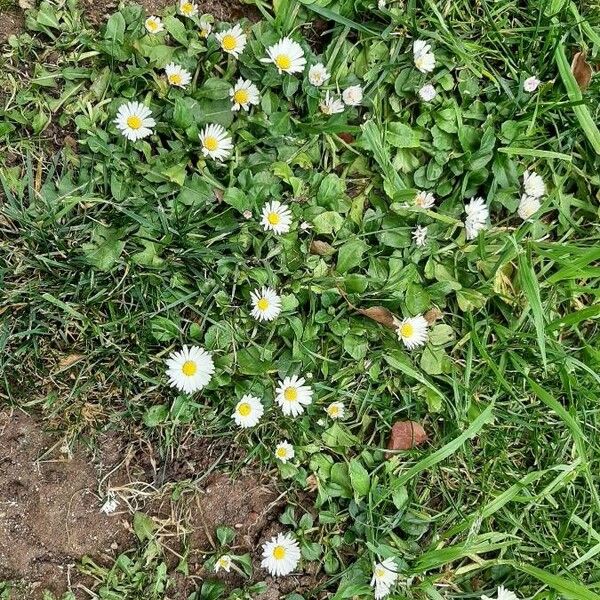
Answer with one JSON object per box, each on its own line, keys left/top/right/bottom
{"left": 1, "top": 0, "right": 599, "bottom": 599}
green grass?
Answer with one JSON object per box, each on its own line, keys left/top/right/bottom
{"left": 1, "top": 0, "right": 600, "bottom": 598}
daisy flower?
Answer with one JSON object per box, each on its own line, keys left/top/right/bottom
{"left": 371, "top": 558, "right": 399, "bottom": 600}
{"left": 178, "top": 0, "right": 197, "bottom": 17}
{"left": 342, "top": 84, "right": 363, "bottom": 106}
{"left": 114, "top": 101, "right": 156, "bottom": 142}
{"left": 464, "top": 196, "right": 489, "bottom": 239}
{"left": 261, "top": 37, "right": 306, "bottom": 74}
{"left": 320, "top": 91, "right": 345, "bottom": 115}
{"left": 261, "top": 533, "right": 301, "bottom": 577}
{"left": 522, "top": 170, "right": 545, "bottom": 198}
{"left": 481, "top": 586, "right": 520, "bottom": 600}
{"left": 261, "top": 200, "right": 292, "bottom": 235}
{"left": 214, "top": 554, "right": 232, "bottom": 573}
{"left": 523, "top": 76, "right": 540, "bottom": 93}
{"left": 199, "top": 123, "right": 233, "bottom": 161}
{"left": 215, "top": 24, "right": 247, "bottom": 58}
{"left": 308, "top": 63, "right": 330, "bottom": 86}
{"left": 418, "top": 83, "right": 436, "bottom": 101}
{"left": 413, "top": 40, "right": 436, "bottom": 73}
{"left": 275, "top": 375, "right": 313, "bottom": 417}
{"left": 517, "top": 194, "right": 541, "bottom": 221}
{"left": 395, "top": 315, "right": 428, "bottom": 350}
{"left": 275, "top": 440, "right": 295, "bottom": 463}
{"left": 232, "top": 394, "right": 264, "bottom": 428}
{"left": 412, "top": 225, "right": 428, "bottom": 246}
{"left": 144, "top": 16, "right": 164, "bottom": 34}
{"left": 165, "top": 63, "right": 192, "bottom": 88}
{"left": 326, "top": 401, "right": 345, "bottom": 420}
{"left": 166, "top": 345, "right": 214, "bottom": 394}
{"left": 414, "top": 190, "right": 435, "bottom": 209}
{"left": 199, "top": 18, "right": 212, "bottom": 38}
{"left": 230, "top": 77, "right": 260, "bottom": 111}
{"left": 250, "top": 286, "right": 282, "bottom": 322}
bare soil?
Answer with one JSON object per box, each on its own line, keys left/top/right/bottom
{"left": 0, "top": 9, "right": 23, "bottom": 44}
{"left": 0, "top": 409, "right": 304, "bottom": 599}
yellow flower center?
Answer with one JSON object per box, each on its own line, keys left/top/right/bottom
{"left": 237, "top": 402, "right": 251, "bottom": 417}
{"left": 267, "top": 212, "right": 280, "bottom": 225}
{"left": 233, "top": 89, "right": 249, "bottom": 105}
{"left": 328, "top": 405, "right": 339, "bottom": 416}
{"left": 276, "top": 447, "right": 287, "bottom": 458}
{"left": 169, "top": 73, "right": 183, "bottom": 86}
{"left": 182, "top": 360, "right": 197, "bottom": 376}
{"left": 283, "top": 387, "right": 298, "bottom": 402}
{"left": 275, "top": 54, "right": 292, "bottom": 70}
{"left": 222, "top": 34, "right": 237, "bottom": 51}
{"left": 273, "top": 545, "right": 286, "bottom": 560}
{"left": 181, "top": 2, "right": 193, "bottom": 14}
{"left": 400, "top": 323, "right": 414, "bottom": 338}
{"left": 375, "top": 568, "right": 386, "bottom": 578}
{"left": 257, "top": 298, "right": 269, "bottom": 311}
{"left": 199, "top": 28, "right": 209, "bottom": 37}
{"left": 204, "top": 136, "right": 219, "bottom": 151}
{"left": 126, "top": 115, "right": 142, "bottom": 130}
{"left": 415, "top": 55, "right": 426, "bottom": 69}
{"left": 147, "top": 20, "right": 158, "bottom": 31}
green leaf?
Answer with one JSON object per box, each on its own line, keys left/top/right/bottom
{"left": 164, "top": 15, "right": 188, "bottom": 46}
{"left": 223, "top": 187, "right": 251, "bottom": 213}
{"left": 312, "top": 211, "right": 344, "bottom": 235}
{"left": 82, "top": 226, "right": 125, "bottom": 272}
{"left": 197, "top": 98, "right": 234, "bottom": 128}
{"left": 150, "top": 316, "right": 180, "bottom": 341}
{"left": 336, "top": 239, "right": 368, "bottom": 273}
{"left": 133, "top": 512, "right": 156, "bottom": 541}
{"left": 387, "top": 122, "right": 421, "bottom": 148}
{"left": 513, "top": 563, "right": 600, "bottom": 600}
{"left": 348, "top": 459, "right": 371, "bottom": 499}
{"left": 216, "top": 526, "right": 235, "bottom": 546}
{"left": 105, "top": 12, "right": 125, "bottom": 44}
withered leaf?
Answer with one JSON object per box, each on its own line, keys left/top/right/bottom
{"left": 358, "top": 306, "right": 397, "bottom": 329}
{"left": 57, "top": 354, "right": 85, "bottom": 369}
{"left": 424, "top": 307, "right": 443, "bottom": 324}
{"left": 387, "top": 421, "right": 428, "bottom": 452}
{"left": 571, "top": 51, "right": 593, "bottom": 91}
{"left": 310, "top": 240, "right": 336, "bottom": 256}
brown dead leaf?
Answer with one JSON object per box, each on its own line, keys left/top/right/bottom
{"left": 358, "top": 306, "right": 397, "bottom": 329}
{"left": 310, "top": 240, "right": 336, "bottom": 256}
{"left": 571, "top": 51, "right": 593, "bottom": 91}
{"left": 57, "top": 354, "right": 85, "bottom": 369}
{"left": 338, "top": 132, "right": 355, "bottom": 144}
{"left": 424, "top": 307, "right": 443, "bottom": 324}
{"left": 387, "top": 421, "right": 428, "bottom": 452}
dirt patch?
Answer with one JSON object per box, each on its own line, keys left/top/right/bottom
{"left": 0, "top": 9, "right": 24, "bottom": 44}
{"left": 0, "top": 410, "right": 293, "bottom": 599}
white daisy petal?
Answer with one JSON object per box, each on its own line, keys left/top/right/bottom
{"left": 179, "top": 0, "right": 198, "bottom": 17}
{"left": 413, "top": 39, "right": 436, "bottom": 73}
{"left": 274, "top": 440, "right": 294, "bottom": 463}
{"left": 165, "top": 63, "right": 192, "bottom": 88}
{"left": 418, "top": 83, "right": 437, "bottom": 102}
{"left": 308, "top": 62, "right": 330, "bottom": 87}
{"left": 232, "top": 394, "right": 264, "bottom": 428}
{"left": 371, "top": 558, "right": 399, "bottom": 600}
{"left": 342, "top": 84, "right": 363, "bottom": 106}
{"left": 464, "top": 196, "right": 489, "bottom": 239}
{"left": 261, "top": 533, "right": 301, "bottom": 577}
{"left": 412, "top": 225, "right": 428, "bottom": 246}
{"left": 481, "top": 586, "right": 520, "bottom": 600}
{"left": 275, "top": 374, "right": 313, "bottom": 417}
{"left": 214, "top": 554, "right": 232, "bottom": 573}
{"left": 394, "top": 315, "right": 428, "bottom": 350}
{"left": 165, "top": 345, "right": 215, "bottom": 394}
{"left": 325, "top": 401, "right": 345, "bottom": 420}
{"left": 250, "top": 286, "right": 282, "bottom": 321}
{"left": 319, "top": 90, "right": 345, "bottom": 115}
{"left": 261, "top": 37, "right": 306, "bottom": 74}
{"left": 522, "top": 170, "right": 545, "bottom": 198}
{"left": 145, "top": 16, "right": 164, "bottom": 34}
{"left": 114, "top": 101, "right": 155, "bottom": 141}
{"left": 414, "top": 190, "right": 435, "bottom": 209}
{"left": 261, "top": 200, "right": 292, "bottom": 235}
{"left": 517, "top": 194, "right": 541, "bottom": 221}
{"left": 523, "top": 76, "right": 540, "bottom": 92}
{"left": 230, "top": 77, "right": 260, "bottom": 111}
{"left": 199, "top": 123, "right": 233, "bottom": 161}
{"left": 215, "top": 24, "right": 247, "bottom": 58}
